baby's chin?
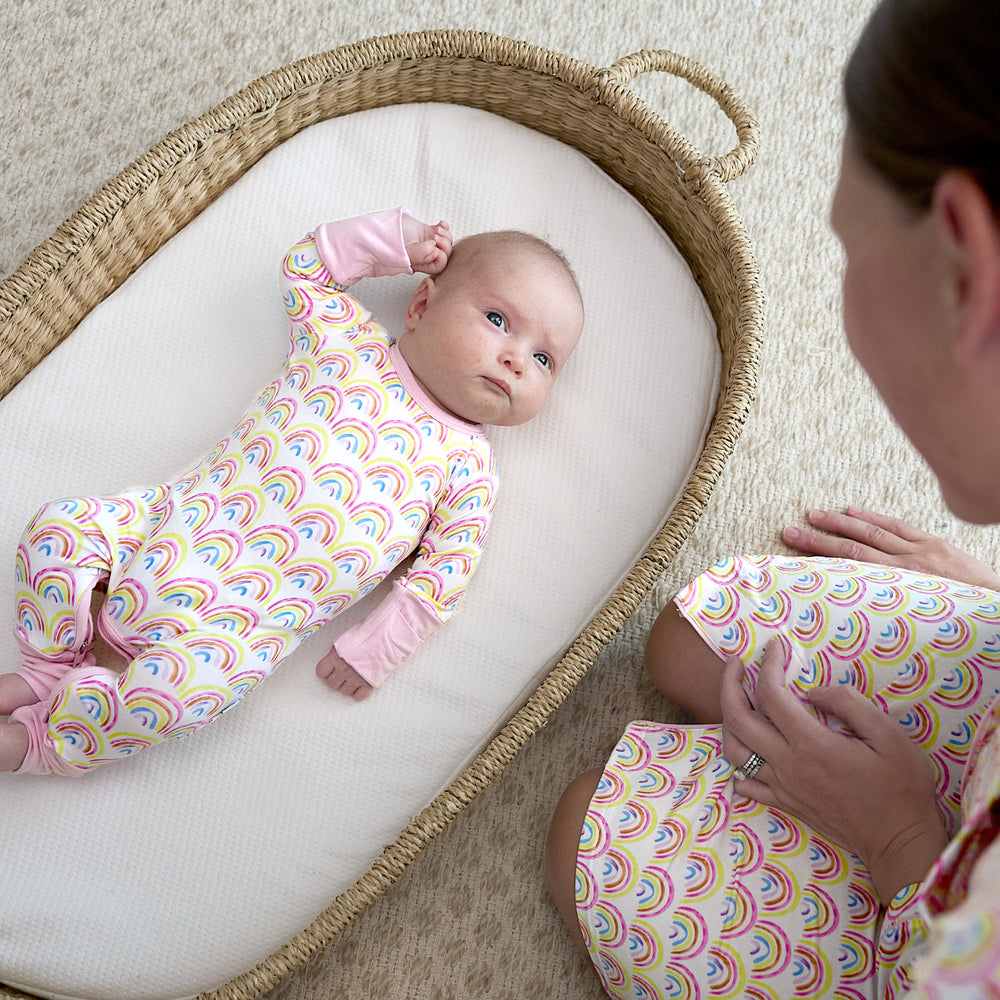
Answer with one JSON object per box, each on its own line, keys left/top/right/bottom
{"left": 485, "top": 412, "right": 537, "bottom": 428}
{"left": 448, "top": 398, "right": 513, "bottom": 427}
{"left": 446, "top": 386, "right": 548, "bottom": 427}
{"left": 473, "top": 395, "right": 542, "bottom": 427}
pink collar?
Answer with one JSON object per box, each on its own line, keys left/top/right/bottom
{"left": 389, "top": 340, "right": 486, "bottom": 435}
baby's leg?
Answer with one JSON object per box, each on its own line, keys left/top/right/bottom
{"left": 14, "top": 628, "right": 269, "bottom": 775}
{"left": 0, "top": 720, "right": 28, "bottom": 772}
{"left": 0, "top": 669, "right": 35, "bottom": 773}
{"left": 14, "top": 497, "right": 116, "bottom": 696}
{"left": 0, "top": 673, "right": 40, "bottom": 715}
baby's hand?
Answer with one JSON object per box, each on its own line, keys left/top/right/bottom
{"left": 316, "top": 647, "right": 373, "bottom": 701}
{"left": 402, "top": 215, "right": 452, "bottom": 275}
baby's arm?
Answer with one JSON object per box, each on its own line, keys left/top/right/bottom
{"left": 319, "top": 441, "right": 498, "bottom": 698}
{"left": 306, "top": 208, "right": 451, "bottom": 287}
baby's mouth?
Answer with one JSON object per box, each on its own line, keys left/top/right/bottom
{"left": 483, "top": 376, "right": 511, "bottom": 398}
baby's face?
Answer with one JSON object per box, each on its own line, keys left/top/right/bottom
{"left": 399, "top": 247, "right": 583, "bottom": 426}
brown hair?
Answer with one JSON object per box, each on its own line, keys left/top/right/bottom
{"left": 844, "top": 0, "right": 1000, "bottom": 211}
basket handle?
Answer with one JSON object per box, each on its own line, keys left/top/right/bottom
{"left": 594, "top": 49, "right": 760, "bottom": 184}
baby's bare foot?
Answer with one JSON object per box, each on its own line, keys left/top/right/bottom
{"left": 0, "top": 674, "right": 39, "bottom": 716}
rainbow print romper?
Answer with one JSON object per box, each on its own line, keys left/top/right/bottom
{"left": 11, "top": 212, "right": 497, "bottom": 775}
{"left": 577, "top": 555, "right": 1000, "bottom": 998}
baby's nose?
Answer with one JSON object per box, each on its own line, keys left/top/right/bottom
{"left": 500, "top": 348, "right": 525, "bottom": 374}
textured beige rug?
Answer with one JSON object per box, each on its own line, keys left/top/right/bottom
{"left": 5, "top": 1, "right": 1000, "bottom": 998}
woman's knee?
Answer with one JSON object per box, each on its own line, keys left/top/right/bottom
{"left": 546, "top": 768, "right": 603, "bottom": 954}
{"left": 546, "top": 769, "right": 602, "bottom": 887}
{"left": 645, "top": 600, "right": 725, "bottom": 722}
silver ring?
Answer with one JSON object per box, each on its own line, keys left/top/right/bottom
{"left": 733, "top": 751, "right": 765, "bottom": 782}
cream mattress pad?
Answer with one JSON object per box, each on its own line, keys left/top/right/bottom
{"left": 0, "top": 103, "right": 718, "bottom": 1000}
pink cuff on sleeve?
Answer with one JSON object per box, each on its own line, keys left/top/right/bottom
{"left": 11, "top": 700, "right": 86, "bottom": 777}
{"left": 313, "top": 208, "right": 413, "bottom": 285}
{"left": 333, "top": 581, "right": 443, "bottom": 687}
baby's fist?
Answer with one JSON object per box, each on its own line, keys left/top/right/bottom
{"left": 316, "top": 647, "right": 373, "bottom": 701}
{"left": 402, "top": 215, "right": 452, "bottom": 275}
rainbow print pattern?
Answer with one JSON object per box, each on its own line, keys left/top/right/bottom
{"left": 12, "top": 228, "right": 497, "bottom": 773}
{"left": 577, "top": 556, "right": 1000, "bottom": 998}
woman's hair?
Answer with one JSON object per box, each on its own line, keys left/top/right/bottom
{"left": 844, "top": 0, "right": 1000, "bottom": 211}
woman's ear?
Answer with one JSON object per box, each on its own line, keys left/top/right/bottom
{"left": 404, "top": 277, "right": 435, "bottom": 332}
{"left": 932, "top": 170, "right": 1000, "bottom": 366}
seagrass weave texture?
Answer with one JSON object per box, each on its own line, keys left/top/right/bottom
{"left": 0, "top": 30, "right": 762, "bottom": 1000}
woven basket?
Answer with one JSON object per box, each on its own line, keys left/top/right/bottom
{"left": 0, "top": 30, "right": 762, "bottom": 1000}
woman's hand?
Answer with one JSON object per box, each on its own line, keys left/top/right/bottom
{"left": 721, "top": 638, "right": 948, "bottom": 903}
{"left": 783, "top": 506, "right": 1000, "bottom": 589}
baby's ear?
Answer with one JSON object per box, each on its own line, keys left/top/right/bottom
{"left": 404, "top": 277, "right": 435, "bottom": 331}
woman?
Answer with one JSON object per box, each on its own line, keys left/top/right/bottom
{"left": 546, "top": 0, "right": 1000, "bottom": 995}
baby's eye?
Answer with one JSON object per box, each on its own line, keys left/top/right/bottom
{"left": 485, "top": 311, "right": 507, "bottom": 330}
{"left": 534, "top": 352, "right": 552, "bottom": 369}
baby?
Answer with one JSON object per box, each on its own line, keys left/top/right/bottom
{"left": 0, "top": 208, "right": 584, "bottom": 776}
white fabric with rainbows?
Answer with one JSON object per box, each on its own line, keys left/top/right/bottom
{"left": 11, "top": 212, "right": 497, "bottom": 775}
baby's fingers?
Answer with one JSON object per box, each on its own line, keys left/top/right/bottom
{"left": 407, "top": 241, "right": 442, "bottom": 273}
{"left": 341, "top": 677, "right": 372, "bottom": 701}
{"left": 433, "top": 221, "right": 453, "bottom": 249}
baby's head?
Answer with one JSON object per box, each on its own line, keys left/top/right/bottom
{"left": 398, "top": 230, "right": 584, "bottom": 426}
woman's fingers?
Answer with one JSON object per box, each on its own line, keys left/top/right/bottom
{"left": 723, "top": 639, "right": 841, "bottom": 778}
{"left": 783, "top": 507, "right": 915, "bottom": 561}
{"left": 719, "top": 652, "right": 787, "bottom": 773}
{"left": 719, "top": 652, "right": 788, "bottom": 804}
{"left": 841, "top": 506, "right": 929, "bottom": 542}
{"left": 719, "top": 655, "right": 756, "bottom": 765}
{"left": 805, "top": 682, "right": 896, "bottom": 746}
{"left": 783, "top": 507, "right": 1000, "bottom": 588}
{"left": 746, "top": 636, "right": 820, "bottom": 737}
